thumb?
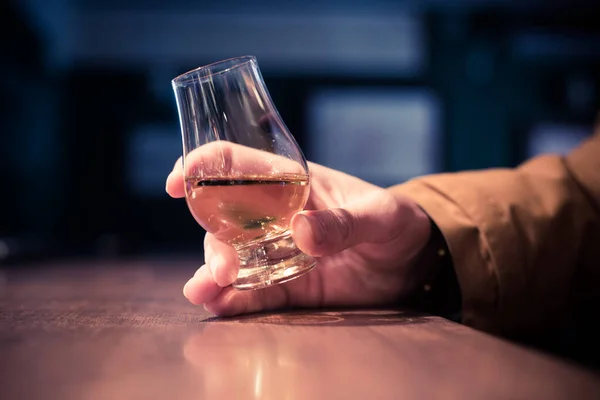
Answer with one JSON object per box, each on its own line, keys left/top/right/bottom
{"left": 291, "top": 190, "right": 409, "bottom": 257}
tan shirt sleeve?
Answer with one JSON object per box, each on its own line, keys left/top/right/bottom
{"left": 390, "top": 130, "right": 600, "bottom": 339}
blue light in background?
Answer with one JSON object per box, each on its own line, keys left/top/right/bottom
{"left": 127, "top": 125, "right": 182, "bottom": 197}
{"left": 306, "top": 88, "right": 441, "bottom": 187}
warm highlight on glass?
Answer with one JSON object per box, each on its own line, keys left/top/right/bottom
{"left": 172, "top": 56, "right": 317, "bottom": 290}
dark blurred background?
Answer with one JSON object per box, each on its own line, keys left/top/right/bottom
{"left": 1, "top": 0, "right": 599, "bottom": 266}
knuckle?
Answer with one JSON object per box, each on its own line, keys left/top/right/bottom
{"left": 330, "top": 208, "right": 356, "bottom": 242}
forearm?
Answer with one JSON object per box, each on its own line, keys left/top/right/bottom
{"left": 389, "top": 133, "right": 600, "bottom": 338}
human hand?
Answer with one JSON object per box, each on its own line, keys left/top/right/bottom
{"left": 166, "top": 149, "right": 432, "bottom": 316}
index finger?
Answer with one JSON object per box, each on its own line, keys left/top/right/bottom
{"left": 166, "top": 156, "right": 185, "bottom": 198}
{"left": 166, "top": 141, "right": 307, "bottom": 198}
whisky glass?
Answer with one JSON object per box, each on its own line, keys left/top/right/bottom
{"left": 172, "top": 56, "right": 317, "bottom": 290}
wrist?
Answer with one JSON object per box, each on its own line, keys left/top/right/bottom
{"left": 406, "top": 210, "right": 461, "bottom": 320}
{"left": 410, "top": 212, "right": 448, "bottom": 288}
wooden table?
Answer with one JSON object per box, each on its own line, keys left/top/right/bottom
{"left": 1, "top": 259, "right": 599, "bottom": 400}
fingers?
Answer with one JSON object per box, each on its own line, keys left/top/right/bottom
{"left": 183, "top": 264, "right": 223, "bottom": 305}
{"left": 183, "top": 258, "right": 237, "bottom": 306}
{"left": 291, "top": 189, "right": 410, "bottom": 257}
{"left": 203, "top": 234, "right": 239, "bottom": 287}
{"left": 186, "top": 231, "right": 303, "bottom": 316}
{"left": 182, "top": 233, "right": 239, "bottom": 306}
{"left": 204, "top": 286, "right": 262, "bottom": 316}
{"left": 186, "top": 278, "right": 275, "bottom": 317}
{"left": 204, "top": 281, "right": 293, "bottom": 317}
{"left": 166, "top": 156, "right": 185, "bottom": 198}
{"left": 166, "top": 142, "right": 307, "bottom": 199}
{"left": 183, "top": 141, "right": 305, "bottom": 178}
{"left": 185, "top": 266, "right": 288, "bottom": 317}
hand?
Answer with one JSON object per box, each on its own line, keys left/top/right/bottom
{"left": 166, "top": 157, "right": 433, "bottom": 316}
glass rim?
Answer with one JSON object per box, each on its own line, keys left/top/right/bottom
{"left": 171, "top": 55, "right": 257, "bottom": 87}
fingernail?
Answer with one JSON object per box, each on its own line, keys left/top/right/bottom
{"left": 297, "top": 214, "right": 324, "bottom": 245}
{"left": 165, "top": 173, "right": 172, "bottom": 192}
{"left": 183, "top": 278, "right": 194, "bottom": 299}
{"left": 226, "top": 266, "right": 238, "bottom": 285}
{"left": 210, "top": 256, "right": 236, "bottom": 287}
{"left": 209, "top": 256, "right": 220, "bottom": 279}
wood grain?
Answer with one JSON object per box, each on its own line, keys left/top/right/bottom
{"left": 1, "top": 259, "right": 599, "bottom": 400}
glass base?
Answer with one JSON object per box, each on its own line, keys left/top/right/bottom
{"left": 233, "top": 231, "right": 317, "bottom": 290}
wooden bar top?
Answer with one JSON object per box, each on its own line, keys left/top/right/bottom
{"left": 1, "top": 258, "right": 599, "bottom": 400}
